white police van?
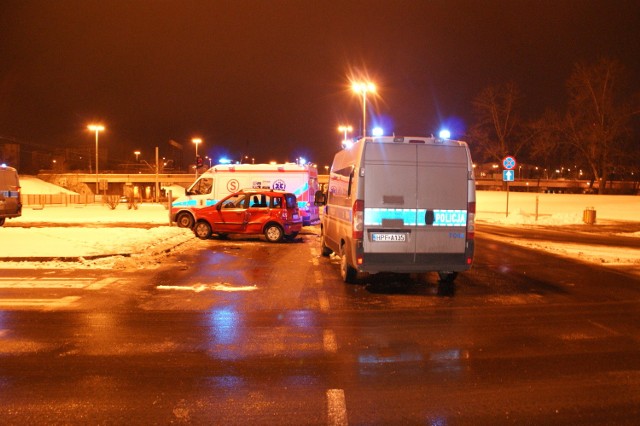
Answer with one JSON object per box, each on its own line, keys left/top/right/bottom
{"left": 316, "top": 136, "right": 476, "bottom": 283}
{"left": 0, "top": 164, "right": 22, "bottom": 226}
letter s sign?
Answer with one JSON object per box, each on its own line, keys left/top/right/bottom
{"left": 227, "top": 179, "right": 240, "bottom": 192}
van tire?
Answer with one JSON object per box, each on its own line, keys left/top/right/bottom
{"left": 176, "top": 212, "right": 194, "bottom": 228}
{"left": 340, "top": 248, "right": 358, "bottom": 283}
{"left": 194, "top": 221, "right": 212, "bottom": 239}
{"left": 0, "top": 218, "right": 4, "bottom": 226}
{"left": 264, "top": 224, "right": 284, "bottom": 243}
{"left": 320, "top": 235, "right": 332, "bottom": 257}
{"left": 438, "top": 271, "right": 458, "bottom": 283}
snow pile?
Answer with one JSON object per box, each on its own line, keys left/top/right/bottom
{"left": 19, "top": 176, "right": 78, "bottom": 195}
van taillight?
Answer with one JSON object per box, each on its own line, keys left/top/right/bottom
{"left": 353, "top": 199, "right": 364, "bottom": 239}
{"left": 467, "top": 201, "right": 476, "bottom": 240}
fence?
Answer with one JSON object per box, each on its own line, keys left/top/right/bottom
{"left": 22, "top": 193, "right": 96, "bottom": 207}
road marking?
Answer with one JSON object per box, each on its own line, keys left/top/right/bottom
{"left": 157, "top": 283, "right": 257, "bottom": 292}
{"left": 318, "top": 290, "right": 330, "bottom": 312}
{"left": 0, "top": 296, "right": 80, "bottom": 309}
{"left": 323, "top": 330, "right": 337, "bottom": 353}
{"left": 314, "top": 270, "right": 323, "bottom": 285}
{"left": 0, "top": 277, "right": 116, "bottom": 290}
{"left": 326, "top": 389, "right": 348, "bottom": 426}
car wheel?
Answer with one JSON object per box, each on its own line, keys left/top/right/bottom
{"left": 0, "top": 217, "right": 5, "bottom": 227}
{"left": 176, "top": 212, "right": 194, "bottom": 228}
{"left": 264, "top": 224, "right": 284, "bottom": 243}
{"left": 340, "top": 247, "right": 358, "bottom": 284}
{"left": 194, "top": 221, "right": 212, "bottom": 239}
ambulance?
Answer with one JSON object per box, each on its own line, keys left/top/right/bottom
{"left": 171, "top": 163, "right": 319, "bottom": 227}
{"left": 315, "top": 135, "right": 476, "bottom": 283}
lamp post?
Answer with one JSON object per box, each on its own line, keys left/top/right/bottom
{"left": 134, "top": 150, "right": 141, "bottom": 162}
{"left": 192, "top": 138, "right": 202, "bottom": 178}
{"left": 352, "top": 82, "right": 375, "bottom": 137}
{"left": 338, "top": 125, "right": 353, "bottom": 145}
{"left": 87, "top": 124, "right": 105, "bottom": 196}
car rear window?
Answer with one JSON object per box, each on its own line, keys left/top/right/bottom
{"left": 285, "top": 194, "right": 297, "bottom": 209}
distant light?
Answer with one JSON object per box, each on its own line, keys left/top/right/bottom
{"left": 298, "top": 157, "right": 306, "bottom": 165}
{"left": 439, "top": 129, "right": 451, "bottom": 139}
{"left": 219, "top": 158, "right": 231, "bottom": 164}
{"left": 1, "top": 163, "right": 6, "bottom": 168}
{"left": 372, "top": 127, "right": 384, "bottom": 136}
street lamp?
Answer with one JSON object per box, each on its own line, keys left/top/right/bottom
{"left": 192, "top": 138, "right": 202, "bottom": 178}
{"left": 352, "top": 82, "right": 375, "bottom": 137}
{"left": 134, "top": 150, "right": 141, "bottom": 162}
{"left": 338, "top": 125, "right": 353, "bottom": 145}
{"left": 87, "top": 124, "right": 105, "bottom": 195}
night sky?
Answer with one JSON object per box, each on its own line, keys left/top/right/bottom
{"left": 1, "top": 0, "right": 639, "bottom": 168}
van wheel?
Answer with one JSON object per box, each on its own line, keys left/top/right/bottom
{"left": 194, "top": 221, "right": 212, "bottom": 239}
{"left": 264, "top": 224, "right": 284, "bottom": 243}
{"left": 320, "top": 235, "right": 332, "bottom": 257}
{"left": 340, "top": 249, "right": 358, "bottom": 284}
{"left": 176, "top": 212, "right": 194, "bottom": 228}
{"left": 438, "top": 271, "right": 458, "bottom": 283}
{"left": 0, "top": 217, "right": 5, "bottom": 226}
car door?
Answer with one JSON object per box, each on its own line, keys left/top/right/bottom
{"left": 211, "top": 193, "right": 250, "bottom": 233}
{"left": 245, "top": 193, "right": 271, "bottom": 233}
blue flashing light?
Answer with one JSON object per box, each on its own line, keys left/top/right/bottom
{"left": 439, "top": 129, "right": 451, "bottom": 139}
{"left": 219, "top": 158, "right": 232, "bottom": 164}
{"left": 372, "top": 127, "right": 384, "bottom": 136}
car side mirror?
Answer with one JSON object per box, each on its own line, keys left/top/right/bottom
{"left": 314, "top": 190, "right": 327, "bottom": 206}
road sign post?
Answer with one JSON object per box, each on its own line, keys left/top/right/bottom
{"left": 502, "top": 156, "right": 517, "bottom": 218}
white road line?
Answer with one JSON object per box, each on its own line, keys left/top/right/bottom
{"left": 323, "top": 330, "right": 337, "bottom": 353}
{"left": 326, "top": 389, "right": 348, "bottom": 426}
{"left": 0, "top": 296, "right": 80, "bottom": 309}
{"left": 85, "top": 277, "right": 118, "bottom": 290}
{"left": 0, "top": 277, "right": 116, "bottom": 290}
{"left": 314, "top": 270, "right": 323, "bottom": 285}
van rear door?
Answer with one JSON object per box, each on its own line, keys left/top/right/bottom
{"left": 362, "top": 141, "right": 470, "bottom": 270}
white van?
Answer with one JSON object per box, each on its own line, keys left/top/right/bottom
{"left": 0, "top": 164, "right": 22, "bottom": 226}
{"left": 171, "top": 163, "right": 319, "bottom": 227}
{"left": 316, "top": 136, "right": 476, "bottom": 283}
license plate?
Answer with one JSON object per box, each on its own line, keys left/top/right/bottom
{"left": 372, "top": 233, "right": 406, "bottom": 242}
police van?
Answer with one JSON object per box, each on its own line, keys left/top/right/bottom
{"left": 315, "top": 136, "right": 476, "bottom": 283}
{"left": 171, "top": 162, "right": 319, "bottom": 228}
{"left": 0, "top": 164, "right": 22, "bottom": 227}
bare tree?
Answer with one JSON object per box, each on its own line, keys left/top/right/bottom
{"left": 468, "top": 82, "right": 529, "bottom": 163}
{"left": 563, "top": 58, "right": 640, "bottom": 193}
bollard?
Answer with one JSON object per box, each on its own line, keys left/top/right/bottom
{"left": 583, "top": 207, "right": 596, "bottom": 224}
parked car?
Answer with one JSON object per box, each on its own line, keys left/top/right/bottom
{"left": 193, "top": 189, "right": 303, "bottom": 242}
{"left": 0, "top": 164, "right": 21, "bottom": 226}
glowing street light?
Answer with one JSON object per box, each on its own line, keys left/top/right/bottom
{"left": 338, "top": 125, "right": 353, "bottom": 145}
{"left": 352, "top": 82, "right": 376, "bottom": 138}
{"left": 192, "top": 138, "right": 202, "bottom": 178}
{"left": 134, "top": 150, "right": 141, "bottom": 162}
{"left": 87, "top": 124, "right": 105, "bottom": 195}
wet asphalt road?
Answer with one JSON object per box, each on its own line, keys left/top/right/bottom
{"left": 1, "top": 225, "right": 640, "bottom": 424}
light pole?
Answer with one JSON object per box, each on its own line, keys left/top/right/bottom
{"left": 192, "top": 138, "right": 202, "bottom": 178}
{"left": 88, "top": 124, "right": 105, "bottom": 196}
{"left": 134, "top": 150, "right": 141, "bottom": 162}
{"left": 352, "top": 82, "right": 375, "bottom": 138}
{"left": 338, "top": 125, "right": 353, "bottom": 145}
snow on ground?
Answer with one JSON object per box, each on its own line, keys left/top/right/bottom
{"left": 1, "top": 180, "right": 639, "bottom": 270}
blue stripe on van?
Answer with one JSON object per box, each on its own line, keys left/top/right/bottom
{"left": 365, "top": 208, "right": 467, "bottom": 227}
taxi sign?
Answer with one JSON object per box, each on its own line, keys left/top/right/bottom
{"left": 502, "top": 156, "right": 516, "bottom": 170}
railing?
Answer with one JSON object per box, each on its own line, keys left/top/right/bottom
{"left": 22, "top": 193, "right": 96, "bottom": 207}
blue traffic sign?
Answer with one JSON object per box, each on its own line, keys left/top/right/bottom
{"left": 503, "top": 170, "right": 515, "bottom": 181}
{"left": 502, "top": 156, "right": 517, "bottom": 170}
